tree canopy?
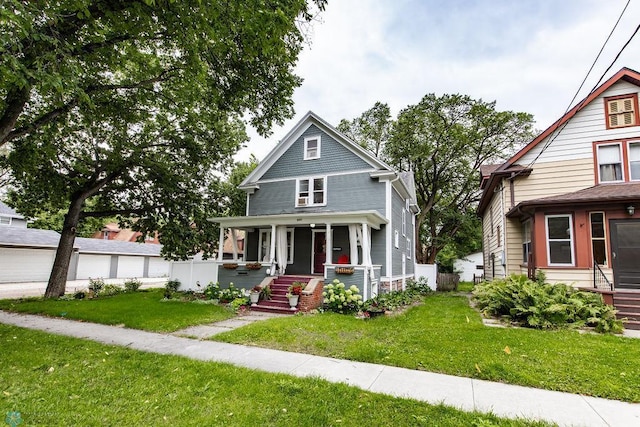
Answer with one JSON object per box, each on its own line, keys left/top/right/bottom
{"left": 341, "top": 94, "right": 534, "bottom": 265}
{"left": 337, "top": 101, "right": 391, "bottom": 158}
{"left": 1, "top": 0, "right": 327, "bottom": 297}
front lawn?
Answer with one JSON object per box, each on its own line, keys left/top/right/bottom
{"left": 0, "top": 324, "right": 547, "bottom": 426}
{"left": 0, "top": 289, "right": 235, "bottom": 332}
{"left": 214, "top": 293, "right": 640, "bottom": 402}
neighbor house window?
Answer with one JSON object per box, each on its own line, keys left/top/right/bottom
{"left": 597, "top": 143, "right": 623, "bottom": 182}
{"left": 258, "top": 229, "right": 294, "bottom": 263}
{"left": 296, "top": 176, "right": 326, "bottom": 207}
{"left": 0, "top": 216, "right": 11, "bottom": 225}
{"left": 605, "top": 94, "right": 639, "bottom": 129}
{"left": 590, "top": 212, "right": 607, "bottom": 265}
{"left": 545, "top": 215, "right": 574, "bottom": 266}
{"left": 628, "top": 141, "right": 640, "bottom": 181}
{"left": 522, "top": 220, "right": 532, "bottom": 264}
{"left": 304, "top": 136, "right": 321, "bottom": 160}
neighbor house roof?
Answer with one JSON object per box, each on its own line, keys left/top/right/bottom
{"left": 506, "top": 183, "right": 640, "bottom": 217}
{"left": 0, "top": 227, "right": 162, "bottom": 256}
{"left": 0, "top": 201, "right": 24, "bottom": 219}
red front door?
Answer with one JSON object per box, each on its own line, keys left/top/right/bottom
{"left": 313, "top": 232, "right": 326, "bottom": 274}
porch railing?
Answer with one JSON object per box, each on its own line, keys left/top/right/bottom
{"left": 593, "top": 259, "right": 613, "bottom": 291}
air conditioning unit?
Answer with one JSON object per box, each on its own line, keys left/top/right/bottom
{"left": 297, "top": 197, "right": 308, "bottom": 206}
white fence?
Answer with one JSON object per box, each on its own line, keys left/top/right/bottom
{"left": 169, "top": 255, "right": 219, "bottom": 291}
{"left": 414, "top": 263, "right": 437, "bottom": 290}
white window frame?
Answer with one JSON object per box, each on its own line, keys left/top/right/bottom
{"left": 406, "top": 238, "right": 411, "bottom": 259}
{"left": 258, "top": 228, "right": 294, "bottom": 264}
{"left": 304, "top": 135, "right": 321, "bottom": 160}
{"left": 627, "top": 140, "right": 640, "bottom": 181}
{"left": 0, "top": 216, "right": 11, "bottom": 226}
{"left": 296, "top": 176, "right": 327, "bottom": 207}
{"left": 596, "top": 143, "right": 624, "bottom": 183}
{"left": 394, "top": 229, "right": 399, "bottom": 249}
{"left": 545, "top": 214, "right": 575, "bottom": 266}
{"left": 402, "top": 207, "right": 406, "bottom": 237}
{"left": 522, "top": 220, "right": 532, "bottom": 265}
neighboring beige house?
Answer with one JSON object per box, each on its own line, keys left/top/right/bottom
{"left": 478, "top": 67, "right": 640, "bottom": 290}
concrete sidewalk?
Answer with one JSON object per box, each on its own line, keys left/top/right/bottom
{"left": 1, "top": 311, "right": 639, "bottom": 426}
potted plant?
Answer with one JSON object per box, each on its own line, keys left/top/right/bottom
{"left": 286, "top": 291, "right": 299, "bottom": 309}
{"left": 249, "top": 286, "right": 261, "bottom": 305}
{"left": 286, "top": 281, "right": 305, "bottom": 309}
{"left": 260, "top": 284, "right": 272, "bottom": 301}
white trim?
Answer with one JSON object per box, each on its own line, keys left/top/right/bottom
{"left": 394, "top": 229, "right": 399, "bottom": 249}
{"left": 245, "top": 193, "right": 250, "bottom": 216}
{"left": 304, "top": 135, "right": 321, "bottom": 160}
{"left": 596, "top": 142, "right": 625, "bottom": 183}
{"left": 589, "top": 211, "right": 608, "bottom": 266}
{"left": 627, "top": 140, "right": 640, "bottom": 181}
{"left": 248, "top": 168, "right": 376, "bottom": 186}
{"left": 545, "top": 214, "right": 575, "bottom": 266}
{"left": 295, "top": 176, "right": 327, "bottom": 208}
{"left": 385, "top": 179, "right": 393, "bottom": 278}
{"left": 210, "top": 210, "right": 388, "bottom": 230}
{"left": 259, "top": 228, "right": 294, "bottom": 264}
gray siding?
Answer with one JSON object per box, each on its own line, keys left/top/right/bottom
{"left": 391, "top": 189, "right": 409, "bottom": 276}
{"left": 262, "top": 124, "right": 372, "bottom": 180}
{"left": 249, "top": 172, "right": 385, "bottom": 216}
{"left": 370, "top": 227, "right": 386, "bottom": 267}
{"left": 217, "top": 266, "right": 269, "bottom": 289}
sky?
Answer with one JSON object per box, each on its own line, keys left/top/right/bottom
{"left": 236, "top": 0, "right": 640, "bottom": 162}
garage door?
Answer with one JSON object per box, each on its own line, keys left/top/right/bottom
{"left": 117, "top": 256, "right": 144, "bottom": 278}
{"left": 0, "top": 247, "right": 56, "bottom": 283}
{"left": 148, "top": 257, "right": 170, "bottom": 278}
{"left": 76, "top": 254, "right": 111, "bottom": 280}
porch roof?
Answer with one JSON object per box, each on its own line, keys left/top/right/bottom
{"left": 209, "top": 210, "right": 388, "bottom": 230}
{"left": 506, "top": 183, "right": 640, "bottom": 217}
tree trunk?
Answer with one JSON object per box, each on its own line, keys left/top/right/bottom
{"left": 44, "top": 197, "right": 84, "bottom": 298}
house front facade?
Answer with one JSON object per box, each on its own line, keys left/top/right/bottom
{"left": 478, "top": 67, "right": 640, "bottom": 290}
{"left": 209, "top": 111, "right": 419, "bottom": 300}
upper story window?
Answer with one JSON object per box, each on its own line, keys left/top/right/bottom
{"left": 596, "top": 143, "right": 624, "bottom": 182}
{"left": 605, "top": 94, "right": 639, "bottom": 129}
{"left": 304, "top": 136, "right": 321, "bottom": 160}
{"left": 629, "top": 141, "right": 640, "bottom": 180}
{"left": 296, "top": 176, "right": 326, "bottom": 207}
{"left": 545, "top": 214, "right": 574, "bottom": 266}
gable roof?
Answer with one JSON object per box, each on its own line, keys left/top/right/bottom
{"left": 0, "top": 201, "right": 24, "bottom": 219}
{"left": 505, "top": 67, "right": 640, "bottom": 168}
{"left": 240, "top": 111, "right": 393, "bottom": 188}
{"left": 478, "top": 67, "right": 640, "bottom": 215}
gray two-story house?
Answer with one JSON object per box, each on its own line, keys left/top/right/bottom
{"left": 210, "top": 111, "right": 418, "bottom": 303}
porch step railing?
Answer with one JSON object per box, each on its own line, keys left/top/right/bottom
{"left": 593, "top": 259, "right": 613, "bottom": 291}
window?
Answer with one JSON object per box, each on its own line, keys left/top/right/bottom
{"left": 629, "top": 141, "right": 640, "bottom": 181}
{"left": 522, "top": 220, "right": 532, "bottom": 264}
{"left": 597, "top": 144, "right": 623, "bottom": 182}
{"left": 296, "top": 176, "right": 326, "bottom": 207}
{"left": 258, "top": 229, "right": 294, "bottom": 263}
{"left": 103, "top": 231, "right": 109, "bottom": 239}
{"left": 605, "top": 94, "right": 638, "bottom": 129}
{"left": 402, "top": 207, "right": 406, "bottom": 236}
{"left": 545, "top": 215, "right": 574, "bottom": 266}
{"left": 0, "top": 216, "right": 11, "bottom": 226}
{"left": 394, "top": 229, "right": 399, "bottom": 248}
{"left": 496, "top": 225, "right": 501, "bottom": 248}
{"left": 406, "top": 238, "right": 411, "bottom": 259}
{"left": 304, "top": 136, "right": 321, "bottom": 160}
{"left": 590, "top": 212, "right": 607, "bottom": 265}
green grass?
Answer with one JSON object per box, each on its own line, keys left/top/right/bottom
{"left": 0, "top": 289, "right": 235, "bottom": 332}
{"left": 457, "top": 281, "right": 475, "bottom": 292}
{"left": 214, "top": 293, "right": 640, "bottom": 402}
{"left": 0, "top": 324, "right": 548, "bottom": 427}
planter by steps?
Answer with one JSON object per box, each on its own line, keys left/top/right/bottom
{"left": 249, "top": 292, "right": 260, "bottom": 306}
{"left": 287, "top": 294, "right": 299, "bottom": 309}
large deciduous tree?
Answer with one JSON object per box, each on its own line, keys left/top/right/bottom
{"left": 1, "top": 0, "right": 326, "bottom": 297}
{"left": 337, "top": 102, "right": 391, "bottom": 159}
{"left": 387, "top": 94, "right": 534, "bottom": 263}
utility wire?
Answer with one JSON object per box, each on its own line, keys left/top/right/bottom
{"left": 517, "top": 0, "right": 634, "bottom": 172}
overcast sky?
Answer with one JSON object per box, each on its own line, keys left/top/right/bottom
{"left": 236, "top": 0, "right": 640, "bottom": 162}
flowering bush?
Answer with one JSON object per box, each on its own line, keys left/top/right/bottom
{"left": 204, "top": 282, "right": 221, "bottom": 300}
{"left": 323, "top": 279, "right": 363, "bottom": 314}
{"left": 219, "top": 282, "right": 245, "bottom": 303}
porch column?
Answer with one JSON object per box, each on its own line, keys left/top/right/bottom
{"left": 325, "top": 223, "right": 333, "bottom": 265}
{"left": 217, "top": 226, "right": 225, "bottom": 261}
{"left": 269, "top": 224, "right": 277, "bottom": 265}
{"left": 231, "top": 228, "right": 239, "bottom": 261}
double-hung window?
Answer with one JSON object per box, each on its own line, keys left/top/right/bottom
{"left": 296, "top": 176, "right": 326, "bottom": 207}
{"left": 304, "top": 136, "right": 321, "bottom": 160}
{"left": 545, "top": 215, "right": 574, "bottom": 266}
{"left": 628, "top": 141, "right": 640, "bottom": 181}
{"left": 258, "top": 229, "right": 294, "bottom": 263}
{"left": 597, "top": 144, "right": 623, "bottom": 182}
{"left": 522, "top": 220, "right": 532, "bottom": 264}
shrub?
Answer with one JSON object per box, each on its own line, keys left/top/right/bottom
{"left": 472, "top": 274, "right": 622, "bottom": 333}
{"left": 219, "top": 283, "right": 245, "bottom": 303}
{"left": 124, "top": 278, "right": 142, "bottom": 292}
{"left": 165, "top": 279, "right": 181, "bottom": 293}
{"left": 204, "top": 282, "right": 221, "bottom": 300}
{"left": 229, "top": 297, "right": 250, "bottom": 313}
{"left": 406, "top": 276, "right": 433, "bottom": 295}
{"left": 323, "top": 279, "right": 363, "bottom": 314}
{"left": 363, "top": 288, "right": 423, "bottom": 313}
{"left": 88, "top": 278, "right": 105, "bottom": 294}
{"left": 99, "top": 284, "right": 123, "bottom": 297}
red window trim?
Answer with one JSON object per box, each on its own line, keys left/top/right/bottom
{"left": 603, "top": 93, "right": 640, "bottom": 130}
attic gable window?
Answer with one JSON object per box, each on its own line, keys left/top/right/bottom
{"left": 605, "top": 94, "right": 639, "bottom": 129}
{"left": 304, "top": 136, "right": 321, "bottom": 160}
{"left": 296, "top": 176, "right": 326, "bottom": 207}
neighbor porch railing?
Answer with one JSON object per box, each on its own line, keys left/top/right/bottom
{"left": 593, "top": 259, "right": 613, "bottom": 291}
